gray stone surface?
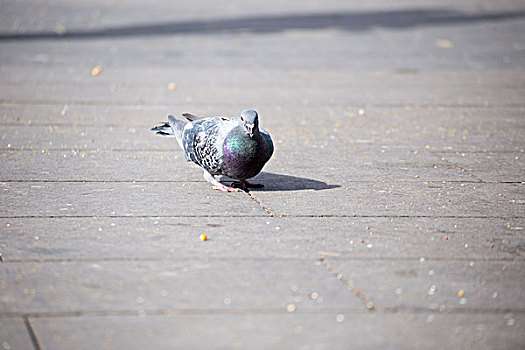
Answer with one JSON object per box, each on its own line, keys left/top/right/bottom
{"left": 0, "top": 318, "right": 35, "bottom": 350}
{"left": 0, "top": 182, "right": 267, "bottom": 217}
{"left": 251, "top": 182, "right": 524, "bottom": 217}
{"left": 1, "top": 70, "right": 524, "bottom": 106}
{"left": 0, "top": 259, "right": 363, "bottom": 314}
{"left": 2, "top": 106, "right": 522, "bottom": 153}
{"left": 329, "top": 259, "right": 524, "bottom": 311}
{"left": 0, "top": 148, "right": 475, "bottom": 182}
{"left": 0, "top": 124, "right": 177, "bottom": 151}
{"left": 1, "top": 0, "right": 524, "bottom": 348}
{"left": 0, "top": 150, "right": 197, "bottom": 182}
{"left": 1, "top": 217, "right": 523, "bottom": 262}
{"left": 263, "top": 148, "right": 476, "bottom": 183}
{"left": 31, "top": 314, "right": 524, "bottom": 350}
{"left": 435, "top": 152, "right": 525, "bottom": 182}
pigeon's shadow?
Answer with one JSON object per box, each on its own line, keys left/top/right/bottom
{"left": 225, "top": 172, "right": 339, "bottom": 192}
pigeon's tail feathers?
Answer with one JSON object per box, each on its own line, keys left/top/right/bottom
{"left": 168, "top": 115, "right": 186, "bottom": 149}
{"left": 150, "top": 122, "right": 173, "bottom": 136}
{"left": 151, "top": 115, "right": 186, "bottom": 149}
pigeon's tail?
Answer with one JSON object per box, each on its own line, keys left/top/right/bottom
{"left": 151, "top": 115, "right": 186, "bottom": 149}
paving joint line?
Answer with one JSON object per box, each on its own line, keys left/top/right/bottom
{"left": 3, "top": 256, "right": 523, "bottom": 264}
{"left": 0, "top": 148, "right": 180, "bottom": 152}
{"left": 4, "top": 306, "right": 524, "bottom": 319}
{"left": 5, "top": 309, "right": 369, "bottom": 319}
{"left": 24, "top": 316, "right": 42, "bottom": 350}
{"left": 1, "top": 180, "right": 522, "bottom": 184}
{"left": 282, "top": 214, "right": 525, "bottom": 218}
{"left": 435, "top": 150, "right": 525, "bottom": 154}
{"left": 0, "top": 215, "right": 275, "bottom": 219}
{"left": 0, "top": 180, "right": 203, "bottom": 183}
{"left": 378, "top": 307, "right": 525, "bottom": 315}
{"left": 320, "top": 258, "right": 376, "bottom": 311}
{"left": 2, "top": 147, "right": 522, "bottom": 155}
{"left": 0, "top": 214, "right": 523, "bottom": 219}
{"left": 245, "top": 191, "right": 278, "bottom": 217}
{"left": 431, "top": 151, "right": 485, "bottom": 182}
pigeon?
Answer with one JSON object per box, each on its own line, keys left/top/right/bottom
{"left": 151, "top": 109, "right": 274, "bottom": 192}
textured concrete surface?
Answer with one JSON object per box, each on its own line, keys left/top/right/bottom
{"left": 2, "top": 217, "right": 522, "bottom": 261}
{"left": 0, "top": 0, "right": 524, "bottom": 349}
{"left": 29, "top": 314, "right": 524, "bottom": 350}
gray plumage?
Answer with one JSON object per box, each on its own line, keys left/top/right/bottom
{"left": 151, "top": 109, "right": 273, "bottom": 192}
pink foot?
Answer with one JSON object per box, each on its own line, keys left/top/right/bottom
{"left": 212, "top": 183, "right": 241, "bottom": 192}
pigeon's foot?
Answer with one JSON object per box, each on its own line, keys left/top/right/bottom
{"left": 203, "top": 170, "right": 240, "bottom": 192}
{"left": 212, "top": 183, "right": 241, "bottom": 192}
{"left": 231, "top": 180, "right": 265, "bottom": 191}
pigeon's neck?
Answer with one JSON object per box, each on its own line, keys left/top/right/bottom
{"left": 225, "top": 129, "right": 262, "bottom": 156}
{"left": 222, "top": 130, "right": 269, "bottom": 180}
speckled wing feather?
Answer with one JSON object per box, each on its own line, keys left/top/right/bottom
{"left": 182, "top": 117, "right": 239, "bottom": 175}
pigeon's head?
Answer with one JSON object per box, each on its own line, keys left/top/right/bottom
{"left": 240, "top": 109, "right": 259, "bottom": 138}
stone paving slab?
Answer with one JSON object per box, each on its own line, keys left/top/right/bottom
{"left": 0, "top": 66, "right": 519, "bottom": 90}
{"left": 0, "top": 120, "right": 521, "bottom": 153}
{"left": 0, "top": 125, "right": 176, "bottom": 151}
{"left": 367, "top": 109, "right": 524, "bottom": 152}
{"left": 0, "top": 259, "right": 363, "bottom": 314}
{"left": 252, "top": 182, "right": 524, "bottom": 217}
{"left": 263, "top": 148, "right": 475, "bottom": 184}
{"left": 0, "top": 103, "right": 227, "bottom": 127}
{"left": 10, "top": 65, "right": 522, "bottom": 88}
{"left": 435, "top": 152, "right": 525, "bottom": 182}
{"left": 1, "top": 71, "right": 524, "bottom": 107}
{"left": 1, "top": 217, "right": 522, "bottom": 262}
{"left": 0, "top": 182, "right": 267, "bottom": 217}
{"left": 0, "top": 148, "right": 474, "bottom": 183}
{"left": 0, "top": 318, "right": 34, "bottom": 350}
{"left": 327, "top": 259, "right": 524, "bottom": 311}
{"left": 3, "top": 181, "right": 523, "bottom": 218}
{"left": 2, "top": 106, "right": 522, "bottom": 153}
{"left": 2, "top": 103, "right": 523, "bottom": 133}
{"left": 2, "top": 65, "right": 524, "bottom": 90}
{"left": 30, "top": 313, "right": 524, "bottom": 350}
{"left": 0, "top": 17, "right": 524, "bottom": 70}
{"left": 0, "top": 150, "right": 199, "bottom": 182}
{"left": 1, "top": 102, "right": 522, "bottom": 149}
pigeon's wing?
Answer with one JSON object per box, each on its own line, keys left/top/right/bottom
{"left": 182, "top": 117, "right": 239, "bottom": 174}
{"left": 260, "top": 128, "right": 274, "bottom": 160}
{"left": 182, "top": 113, "right": 199, "bottom": 121}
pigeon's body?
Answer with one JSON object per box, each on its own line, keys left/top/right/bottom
{"left": 152, "top": 110, "right": 273, "bottom": 191}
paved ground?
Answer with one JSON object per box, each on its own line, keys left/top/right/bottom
{"left": 0, "top": 1, "right": 524, "bottom": 349}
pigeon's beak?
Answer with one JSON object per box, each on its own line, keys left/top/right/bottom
{"left": 245, "top": 124, "right": 254, "bottom": 137}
